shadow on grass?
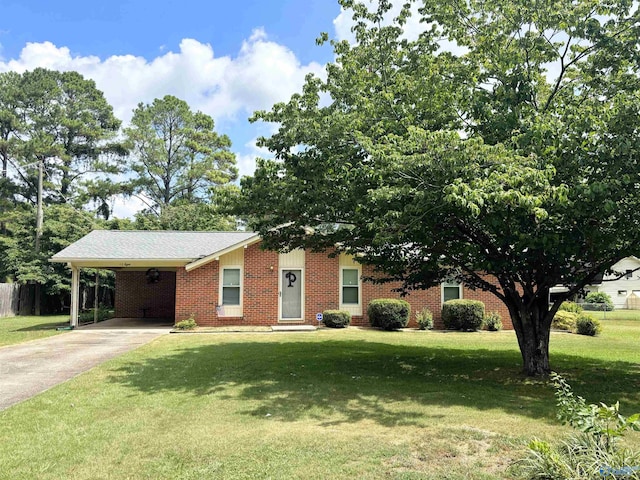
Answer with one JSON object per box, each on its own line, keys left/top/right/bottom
{"left": 108, "top": 339, "right": 640, "bottom": 428}
{"left": 14, "top": 321, "right": 69, "bottom": 332}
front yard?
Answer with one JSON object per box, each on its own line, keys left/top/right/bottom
{"left": 0, "top": 313, "right": 639, "bottom": 479}
{"left": 0, "top": 315, "right": 68, "bottom": 347}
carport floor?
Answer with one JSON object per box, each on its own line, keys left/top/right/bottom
{"left": 0, "top": 327, "right": 169, "bottom": 411}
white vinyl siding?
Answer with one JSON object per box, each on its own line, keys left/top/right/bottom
{"left": 584, "top": 257, "right": 640, "bottom": 309}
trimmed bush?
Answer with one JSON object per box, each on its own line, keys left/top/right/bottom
{"left": 483, "top": 311, "right": 502, "bottom": 331}
{"left": 442, "top": 299, "right": 485, "bottom": 331}
{"left": 323, "top": 310, "right": 351, "bottom": 328}
{"left": 558, "top": 301, "right": 583, "bottom": 314}
{"left": 175, "top": 315, "right": 198, "bottom": 330}
{"left": 552, "top": 311, "right": 577, "bottom": 331}
{"left": 584, "top": 292, "right": 614, "bottom": 311}
{"left": 368, "top": 299, "right": 410, "bottom": 331}
{"left": 575, "top": 315, "right": 602, "bottom": 336}
{"left": 415, "top": 308, "right": 433, "bottom": 330}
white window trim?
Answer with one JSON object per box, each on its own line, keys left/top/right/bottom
{"left": 340, "top": 266, "right": 362, "bottom": 309}
{"left": 278, "top": 267, "right": 305, "bottom": 322}
{"left": 219, "top": 265, "right": 243, "bottom": 316}
{"left": 441, "top": 281, "right": 463, "bottom": 304}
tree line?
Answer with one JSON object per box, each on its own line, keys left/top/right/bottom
{"left": 0, "top": 68, "right": 239, "bottom": 313}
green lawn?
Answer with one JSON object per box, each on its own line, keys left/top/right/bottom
{"left": 0, "top": 315, "right": 639, "bottom": 479}
{"left": 0, "top": 315, "right": 69, "bottom": 347}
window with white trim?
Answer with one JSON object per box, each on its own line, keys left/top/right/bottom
{"left": 442, "top": 281, "right": 462, "bottom": 302}
{"left": 222, "top": 268, "right": 241, "bottom": 306}
{"left": 341, "top": 268, "right": 360, "bottom": 305}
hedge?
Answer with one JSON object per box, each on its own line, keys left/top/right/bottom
{"left": 442, "top": 299, "right": 485, "bottom": 331}
{"left": 323, "top": 310, "right": 351, "bottom": 328}
{"left": 368, "top": 299, "right": 410, "bottom": 331}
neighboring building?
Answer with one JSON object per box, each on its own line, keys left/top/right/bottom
{"left": 51, "top": 230, "right": 511, "bottom": 329}
{"left": 581, "top": 256, "right": 640, "bottom": 310}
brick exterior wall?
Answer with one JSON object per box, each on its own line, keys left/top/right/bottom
{"left": 114, "top": 270, "right": 176, "bottom": 318}
{"left": 168, "top": 242, "right": 513, "bottom": 329}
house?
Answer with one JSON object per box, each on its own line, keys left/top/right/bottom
{"left": 581, "top": 256, "right": 640, "bottom": 309}
{"left": 51, "top": 230, "right": 511, "bottom": 329}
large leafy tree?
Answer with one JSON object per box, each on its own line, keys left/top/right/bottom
{"left": 0, "top": 68, "right": 123, "bottom": 312}
{"left": 240, "top": 0, "right": 640, "bottom": 375}
{"left": 10, "top": 68, "right": 124, "bottom": 210}
{"left": 124, "top": 95, "right": 238, "bottom": 215}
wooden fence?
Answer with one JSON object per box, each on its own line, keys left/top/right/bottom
{"left": 0, "top": 283, "right": 21, "bottom": 318}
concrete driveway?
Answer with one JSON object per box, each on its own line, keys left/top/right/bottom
{"left": 0, "top": 324, "right": 169, "bottom": 411}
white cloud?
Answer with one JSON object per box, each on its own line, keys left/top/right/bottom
{"left": 0, "top": 30, "right": 325, "bottom": 218}
{"left": 0, "top": 30, "right": 324, "bottom": 126}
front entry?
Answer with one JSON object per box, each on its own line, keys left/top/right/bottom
{"left": 280, "top": 269, "right": 303, "bottom": 320}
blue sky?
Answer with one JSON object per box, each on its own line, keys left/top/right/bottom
{"left": 0, "top": 0, "right": 364, "bottom": 217}
{"left": 0, "top": 0, "right": 338, "bottom": 64}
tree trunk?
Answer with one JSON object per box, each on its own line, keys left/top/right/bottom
{"left": 505, "top": 293, "right": 552, "bottom": 376}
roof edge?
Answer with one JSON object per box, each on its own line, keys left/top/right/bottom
{"left": 185, "top": 234, "right": 261, "bottom": 271}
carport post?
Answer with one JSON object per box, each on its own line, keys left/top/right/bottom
{"left": 70, "top": 264, "right": 80, "bottom": 327}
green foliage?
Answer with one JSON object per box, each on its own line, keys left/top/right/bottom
{"left": 134, "top": 187, "right": 239, "bottom": 232}
{"left": 322, "top": 310, "right": 351, "bottom": 328}
{"left": 78, "top": 307, "right": 113, "bottom": 324}
{"left": 559, "top": 301, "right": 583, "bottom": 314}
{"left": 124, "top": 95, "right": 238, "bottom": 215}
{"left": 552, "top": 311, "right": 578, "bottom": 331}
{"left": 483, "top": 311, "right": 503, "bottom": 331}
{"left": 174, "top": 315, "right": 198, "bottom": 331}
{"left": 415, "top": 308, "right": 434, "bottom": 330}
{"left": 0, "top": 68, "right": 124, "bottom": 213}
{"left": 1, "top": 203, "right": 98, "bottom": 300}
{"left": 442, "top": 300, "right": 485, "bottom": 331}
{"left": 584, "top": 292, "right": 614, "bottom": 311}
{"left": 239, "top": 0, "right": 640, "bottom": 375}
{"left": 515, "top": 373, "right": 640, "bottom": 479}
{"left": 575, "top": 316, "right": 602, "bottom": 337}
{"left": 367, "top": 299, "right": 410, "bottom": 331}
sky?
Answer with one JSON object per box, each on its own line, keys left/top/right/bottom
{"left": 0, "top": 0, "right": 379, "bottom": 217}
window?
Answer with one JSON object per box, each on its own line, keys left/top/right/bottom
{"left": 341, "top": 268, "right": 360, "bottom": 305}
{"left": 626, "top": 269, "right": 633, "bottom": 279}
{"left": 222, "top": 268, "right": 241, "bottom": 305}
{"left": 442, "top": 281, "right": 462, "bottom": 302}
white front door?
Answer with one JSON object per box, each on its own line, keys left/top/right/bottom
{"left": 280, "top": 269, "right": 303, "bottom": 320}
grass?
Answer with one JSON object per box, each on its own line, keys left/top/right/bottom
{"left": 0, "top": 315, "right": 69, "bottom": 347}
{"left": 0, "top": 314, "right": 639, "bottom": 479}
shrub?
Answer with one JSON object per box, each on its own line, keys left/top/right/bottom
{"left": 323, "top": 310, "right": 351, "bottom": 328}
{"left": 584, "top": 292, "right": 614, "bottom": 311}
{"left": 575, "top": 315, "right": 602, "bottom": 336}
{"left": 559, "top": 301, "right": 583, "bottom": 314}
{"left": 483, "top": 311, "right": 503, "bottom": 331}
{"left": 174, "top": 315, "right": 198, "bottom": 330}
{"left": 368, "top": 299, "right": 410, "bottom": 331}
{"left": 78, "top": 307, "right": 113, "bottom": 324}
{"left": 552, "top": 311, "right": 577, "bottom": 331}
{"left": 441, "top": 299, "right": 485, "bottom": 331}
{"left": 513, "top": 373, "right": 640, "bottom": 479}
{"left": 415, "top": 308, "right": 434, "bottom": 330}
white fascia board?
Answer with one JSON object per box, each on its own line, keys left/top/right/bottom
{"left": 185, "top": 235, "right": 261, "bottom": 272}
{"left": 49, "top": 258, "right": 192, "bottom": 268}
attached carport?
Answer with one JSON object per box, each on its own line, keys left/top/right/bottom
{"left": 50, "top": 230, "right": 259, "bottom": 328}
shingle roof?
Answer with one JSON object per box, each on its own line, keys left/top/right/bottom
{"left": 51, "top": 230, "right": 259, "bottom": 261}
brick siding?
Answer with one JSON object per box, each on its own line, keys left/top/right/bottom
{"left": 114, "top": 270, "right": 176, "bottom": 318}
{"left": 117, "top": 242, "right": 512, "bottom": 329}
